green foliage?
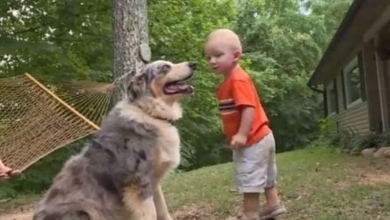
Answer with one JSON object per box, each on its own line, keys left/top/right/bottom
{"left": 248, "top": 69, "right": 322, "bottom": 151}
{"left": 0, "top": 0, "right": 112, "bottom": 80}
{"left": 322, "top": 127, "right": 390, "bottom": 155}
{"left": 148, "top": 0, "right": 237, "bottom": 170}
{"left": 0, "top": 0, "right": 354, "bottom": 196}
{"left": 316, "top": 117, "right": 339, "bottom": 147}
{"left": 316, "top": 117, "right": 364, "bottom": 154}
{"left": 0, "top": 140, "right": 86, "bottom": 198}
{"left": 318, "top": 117, "right": 337, "bottom": 134}
{"left": 232, "top": 0, "right": 334, "bottom": 151}
{"left": 358, "top": 132, "right": 390, "bottom": 149}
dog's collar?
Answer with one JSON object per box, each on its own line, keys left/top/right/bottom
{"left": 134, "top": 102, "right": 176, "bottom": 125}
{"left": 154, "top": 116, "right": 175, "bottom": 125}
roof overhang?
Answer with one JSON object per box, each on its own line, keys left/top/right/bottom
{"left": 308, "top": 0, "right": 390, "bottom": 86}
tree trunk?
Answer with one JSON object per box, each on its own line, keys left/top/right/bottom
{"left": 111, "top": 0, "right": 150, "bottom": 103}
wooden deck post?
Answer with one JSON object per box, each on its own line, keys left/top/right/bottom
{"left": 362, "top": 40, "right": 382, "bottom": 132}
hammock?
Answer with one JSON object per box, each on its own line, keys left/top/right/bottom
{"left": 0, "top": 73, "right": 115, "bottom": 172}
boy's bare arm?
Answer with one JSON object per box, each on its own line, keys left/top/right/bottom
{"left": 237, "top": 106, "right": 255, "bottom": 136}
{"left": 230, "top": 106, "right": 255, "bottom": 149}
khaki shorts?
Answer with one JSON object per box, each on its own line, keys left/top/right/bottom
{"left": 233, "top": 132, "right": 277, "bottom": 193}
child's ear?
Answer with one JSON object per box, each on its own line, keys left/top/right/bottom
{"left": 232, "top": 50, "right": 241, "bottom": 62}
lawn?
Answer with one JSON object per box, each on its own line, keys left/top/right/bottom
{"left": 163, "top": 147, "right": 390, "bottom": 220}
{"left": 1, "top": 146, "right": 390, "bottom": 220}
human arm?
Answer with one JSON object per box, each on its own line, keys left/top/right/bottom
{"left": 237, "top": 106, "right": 255, "bottom": 136}
{"left": 230, "top": 79, "right": 257, "bottom": 148}
{"left": 230, "top": 106, "right": 255, "bottom": 149}
{"left": 0, "top": 158, "right": 20, "bottom": 178}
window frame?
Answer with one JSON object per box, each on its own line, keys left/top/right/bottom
{"left": 342, "top": 56, "right": 363, "bottom": 109}
{"left": 325, "top": 79, "right": 338, "bottom": 116}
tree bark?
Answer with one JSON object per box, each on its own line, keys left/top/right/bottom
{"left": 112, "top": 0, "right": 150, "bottom": 103}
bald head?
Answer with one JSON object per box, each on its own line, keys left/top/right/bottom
{"left": 204, "top": 29, "right": 243, "bottom": 74}
{"left": 206, "top": 29, "right": 242, "bottom": 53}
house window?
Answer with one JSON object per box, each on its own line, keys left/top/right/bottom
{"left": 326, "top": 79, "right": 337, "bottom": 114}
{"left": 343, "top": 57, "right": 363, "bottom": 107}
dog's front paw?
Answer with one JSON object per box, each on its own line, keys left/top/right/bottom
{"left": 157, "top": 214, "right": 173, "bottom": 220}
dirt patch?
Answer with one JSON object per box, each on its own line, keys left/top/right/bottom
{"left": 333, "top": 159, "right": 390, "bottom": 190}
{"left": 353, "top": 159, "right": 390, "bottom": 186}
{"left": 0, "top": 212, "right": 33, "bottom": 220}
{"left": 172, "top": 203, "right": 220, "bottom": 220}
{"left": 0, "top": 205, "right": 218, "bottom": 220}
{"left": 0, "top": 203, "right": 35, "bottom": 217}
{"left": 333, "top": 179, "right": 356, "bottom": 191}
{"left": 360, "top": 173, "right": 390, "bottom": 185}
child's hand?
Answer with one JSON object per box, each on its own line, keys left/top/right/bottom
{"left": 230, "top": 133, "right": 247, "bottom": 149}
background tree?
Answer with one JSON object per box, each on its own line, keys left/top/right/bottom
{"left": 0, "top": 0, "right": 353, "bottom": 198}
{"left": 112, "top": 0, "right": 150, "bottom": 102}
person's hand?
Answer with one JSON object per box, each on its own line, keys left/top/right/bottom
{"left": 230, "top": 133, "right": 247, "bottom": 150}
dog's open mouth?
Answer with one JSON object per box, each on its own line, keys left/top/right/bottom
{"left": 163, "top": 75, "right": 194, "bottom": 95}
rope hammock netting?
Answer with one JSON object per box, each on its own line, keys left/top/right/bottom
{"left": 0, "top": 73, "right": 115, "bottom": 172}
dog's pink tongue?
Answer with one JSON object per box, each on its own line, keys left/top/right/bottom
{"left": 165, "top": 84, "right": 190, "bottom": 93}
{"left": 178, "top": 85, "right": 188, "bottom": 90}
{"left": 166, "top": 85, "right": 179, "bottom": 92}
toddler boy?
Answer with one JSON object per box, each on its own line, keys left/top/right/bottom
{"left": 204, "top": 29, "right": 286, "bottom": 220}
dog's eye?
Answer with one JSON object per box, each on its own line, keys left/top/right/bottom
{"left": 160, "top": 64, "right": 171, "bottom": 74}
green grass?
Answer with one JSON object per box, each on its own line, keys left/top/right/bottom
{"left": 2, "top": 147, "right": 390, "bottom": 220}
{"left": 163, "top": 147, "right": 390, "bottom": 220}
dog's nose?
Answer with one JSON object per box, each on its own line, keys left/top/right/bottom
{"left": 188, "top": 62, "right": 197, "bottom": 70}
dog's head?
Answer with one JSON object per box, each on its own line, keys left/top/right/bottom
{"left": 127, "top": 60, "right": 196, "bottom": 103}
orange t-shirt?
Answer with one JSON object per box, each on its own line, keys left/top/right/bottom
{"left": 216, "top": 65, "right": 271, "bottom": 147}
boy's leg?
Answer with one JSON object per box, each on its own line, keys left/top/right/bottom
{"left": 227, "top": 134, "right": 274, "bottom": 220}
{"left": 259, "top": 133, "right": 286, "bottom": 220}
{"left": 260, "top": 186, "right": 286, "bottom": 220}
{"left": 242, "top": 193, "right": 260, "bottom": 219}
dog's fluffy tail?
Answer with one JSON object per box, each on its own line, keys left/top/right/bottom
{"left": 33, "top": 204, "right": 91, "bottom": 220}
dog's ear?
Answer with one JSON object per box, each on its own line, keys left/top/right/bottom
{"left": 127, "top": 75, "right": 146, "bottom": 101}
{"left": 160, "top": 63, "right": 171, "bottom": 74}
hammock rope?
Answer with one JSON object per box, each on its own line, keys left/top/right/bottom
{"left": 0, "top": 73, "right": 115, "bottom": 172}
